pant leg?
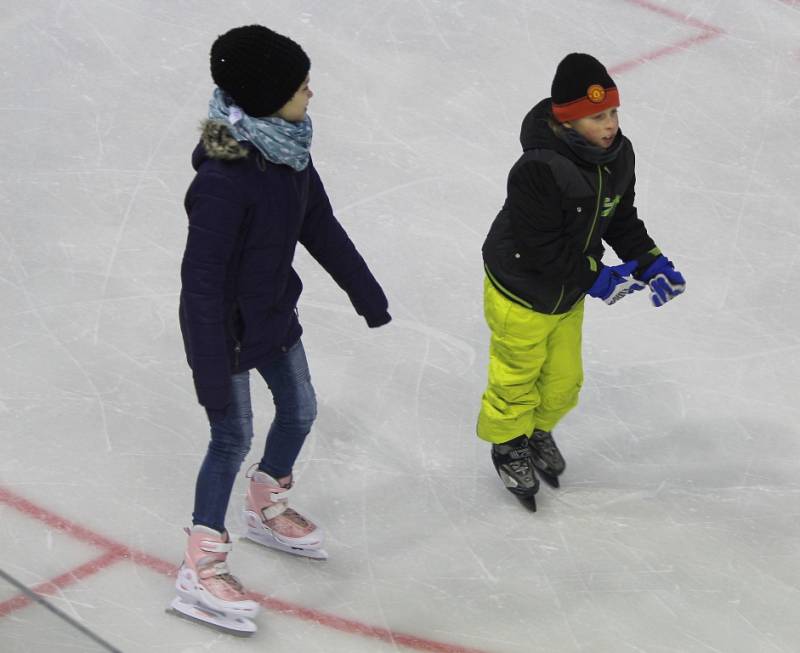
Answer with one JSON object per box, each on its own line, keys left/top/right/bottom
{"left": 532, "top": 299, "right": 585, "bottom": 431}
{"left": 192, "top": 370, "right": 255, "bottom": 532}
{"left": 256, "top": 339, "right": 317, "bottom": 479}
{"left": 477, "top": 277, "right": 562, "bottom": 444}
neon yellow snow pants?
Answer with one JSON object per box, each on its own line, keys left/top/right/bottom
{"left": 477, "top": 277, "right": 584, "bottom": 444}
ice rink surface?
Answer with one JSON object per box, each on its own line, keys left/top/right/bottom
{"left": 1, "top": 1, "right": 799, "bottom": 651}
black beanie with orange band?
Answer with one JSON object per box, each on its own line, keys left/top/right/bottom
{"left": 551, "top": 53, "right": 619, "bottom": 123}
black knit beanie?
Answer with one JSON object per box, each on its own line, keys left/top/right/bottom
{"left": 210, "top": 25, "right": 310, "bottom": 118}
{"left": 551, "top": 53, "right": 619, "bottom": 123}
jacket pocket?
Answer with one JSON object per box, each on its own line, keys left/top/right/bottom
{"left": 560, "top": 196, "right": 594, "bottom": 227}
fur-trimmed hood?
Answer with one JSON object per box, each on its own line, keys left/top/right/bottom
{"left": 196, "top": 119, "right": 250, "bottom": 164}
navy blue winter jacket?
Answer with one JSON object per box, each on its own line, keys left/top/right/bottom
{"left": 179, "top": 120, "right": 390, "bottom": 410}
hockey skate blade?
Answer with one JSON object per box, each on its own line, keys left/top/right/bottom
{"left": 529, "top": 457, "right": 563, "bottom": 489}
{"left": 497, "top": 469, "right": 538, "bottom": 512}
{"left": 530, "top": 461, "right": 562, "bottom": 488}
{"left": 514, "top": 493, "right": 537, "bottom": 512}
{"left": 537, "top": 471, "right": 560, "bottom": 489}
{"left": 243, "top": 531, "right": 329, "bottom": 560}
{"left": 167, "top": 597, "right": 256, "bottom": 637}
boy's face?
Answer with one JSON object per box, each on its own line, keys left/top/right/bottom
{"left": 276, "top": 75, "right": 313, "bottom": 122}
{"left": 565, "top": 107, "right": 619, "bottom": 149}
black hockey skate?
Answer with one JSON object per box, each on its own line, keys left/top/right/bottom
{"left": 528, "top": 429, "right": 566, "bottom": 488}
{"left": 491, "top": 435, "right": 539, "bottom": 511}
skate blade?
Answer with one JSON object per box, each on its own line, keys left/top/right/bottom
{"left": 537, "top": 471, "right": 560, "bottom": 489}
{"left": 243, "top": 531, "right": 329, "bottom": 560}
{"left": 167, "top": 597, "right": 256, "bottom": 636}
{"left": 530, "top": 461, "right": 563, "bottom": 489}
{"left": 516, "top": 494, "right": 537, "bottom": 512}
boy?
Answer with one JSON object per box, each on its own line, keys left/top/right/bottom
{"left": 478, "top": 53, "right": 685, "bottom": 510}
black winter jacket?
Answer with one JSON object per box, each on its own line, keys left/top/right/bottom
{"left": 179, "top": 120, "right": 390, "bottom": 410}
{"left": 482, "top": 99, "right": 659, "bottom": 314}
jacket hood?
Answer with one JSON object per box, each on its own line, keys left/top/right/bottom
{"left": 519, "top": 98, "right": 563, "bottom": 153}
{"left": 192, "top": 119, "right": 250, "bottom": 170}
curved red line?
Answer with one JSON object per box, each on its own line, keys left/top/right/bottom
{"left": 610, "top": 0, "right": 725, "bottom": 75}
{"left": 610, "top": 30, "right": 721, "bottom": 75}
{"left": 624, "top": 0, "right": 724, "bottom": 33}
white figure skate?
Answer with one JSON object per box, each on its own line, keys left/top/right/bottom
{"left": 168, "top": 525, "right": 259, "bottom": 636}
{"left": 243, "top": 465, "right": 327, "bottom": 560}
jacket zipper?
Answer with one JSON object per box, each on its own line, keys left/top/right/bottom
{"left": 228, "top": 302, "right": 242, "bottom": 371}
{"left": 583, "top": 165, "right": 603, "bottom": 253}
{"left": 233, "top": 341, "right": 241, "bottom": 371}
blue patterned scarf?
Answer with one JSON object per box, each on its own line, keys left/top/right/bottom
{"left": 208, "top": 88, "right": 312, "bottom": 171}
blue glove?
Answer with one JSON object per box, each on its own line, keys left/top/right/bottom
{"left": 640, "top": 256, "right": 686, "bottom": 307}
{"left": 587, "top": 260, "right": 646, "bottom": 305}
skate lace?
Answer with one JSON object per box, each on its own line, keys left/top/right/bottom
{"left": 503, "top": 443, "right": 533, "bottom": 478}
{"left": 279, "top": 507, "right": 311, "bottom": 528}
{"left": 501, "top": 455, "right": 534, "bottom": 487}
{"left": 507, "top": 459, "right": 529, "bottom": 474}
{"left": 205, "top": 561, "right": 244, "bottom": 592}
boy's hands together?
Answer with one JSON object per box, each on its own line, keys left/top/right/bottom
{"left": 588, "top": 257, "right": 686, "bottom": 307}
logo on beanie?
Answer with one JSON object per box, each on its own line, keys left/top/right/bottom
{"left": 587, "top": 84, "right": 606, "bottom": 103}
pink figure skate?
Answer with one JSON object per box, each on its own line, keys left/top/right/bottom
{"left": 168, "top": 525, "right": 259, "bottom": 635}
{"left": 243, "top": 465, "right": 327, "bottom": 560}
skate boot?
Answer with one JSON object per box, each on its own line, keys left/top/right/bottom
{"left": 243, "top": 464, "right": 327, "bottom": 560}
{"left": 528, "top": 429, "right": 566, "bottom": 488}
{"left": 168, "top": 525, "right": 259, "bottom": 636}
{"left": 491, "top": 435, "right": 539, "bottom": 511}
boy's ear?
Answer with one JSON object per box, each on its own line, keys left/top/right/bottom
{"left": 562, "top": 120, "right": 572, "bottom": 129}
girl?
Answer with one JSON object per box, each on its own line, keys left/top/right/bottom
{"left": 171, "top": 25, "right": 391, "bottom": 634}
{"left": 478, "top": 53, "right": 685, "bottom": 511}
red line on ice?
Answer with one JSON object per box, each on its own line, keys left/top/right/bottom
{"left": 611, "top": 0, "right": 724, "bottom": 75}
{"left": 0, "top": 550, "right": 123, "bottom": 617}
{"left": 252, "top": 591, "right": 492, "bottom": 653}
{"left": 0, "top": 486, "right": 174, "bottom": 575}
{"left": 624, "top": 0, "right": 723, "bottom": 33}
{"left": 0, "top": 486, "right": 492, "bottom": 653}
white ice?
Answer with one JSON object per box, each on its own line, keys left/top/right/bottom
{"left": 1, "top": 1, "right": 800, "bottom": 652}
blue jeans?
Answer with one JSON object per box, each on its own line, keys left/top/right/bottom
{"left": 192, "top": 339, "right": 317, "bottom": 532}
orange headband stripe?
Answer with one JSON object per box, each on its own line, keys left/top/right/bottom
{"left": 552, "top": 86, "right": 620, "bottom": 122}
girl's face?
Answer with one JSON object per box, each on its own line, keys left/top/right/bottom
{"left": 565, "top": 107, "right": 619, "bottom": 149}
{"left": 276, "top": 75, "right": 313, "bottom": 122}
